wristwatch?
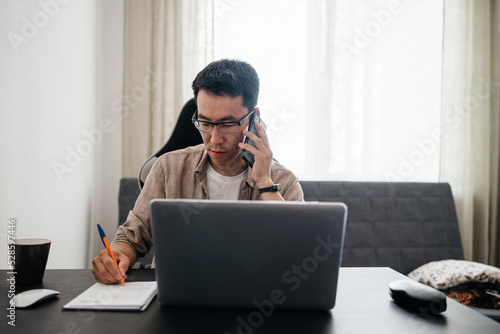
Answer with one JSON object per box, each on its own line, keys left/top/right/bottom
{"left": 258, "top": 183, "right": 282, "bottom": 194}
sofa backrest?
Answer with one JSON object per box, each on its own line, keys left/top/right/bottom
{"left": 118, "top": 179, "right": 465, "bottom": 274}
{"left": 300, "top": 181, "right": 464, "bottom": 274}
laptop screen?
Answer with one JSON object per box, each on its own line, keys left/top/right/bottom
{"left": 150, "top": 199, "right": 347, "bottom": 311}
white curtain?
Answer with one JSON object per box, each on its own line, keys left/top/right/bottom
{"left": 122, "top": 0, "right": 213, "bottom": 177}
{"left": 440, "top": 0, "right": 500, "bottom": 266}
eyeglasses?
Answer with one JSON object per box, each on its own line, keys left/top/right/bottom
{"left": 191, "top": 109, "right": 255, "bottom": 134}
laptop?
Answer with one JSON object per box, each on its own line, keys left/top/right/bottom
{"left": 150, "top": 199, "right": 347, "bottom": 311}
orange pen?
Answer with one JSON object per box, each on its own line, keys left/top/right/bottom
{"left": 97, "top": 224, "right": 125, "bottom": 285}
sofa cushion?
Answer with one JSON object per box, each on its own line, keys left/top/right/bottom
{"left": 299, "top": 181, "right": 464, "bottom": 274}
{"left": 408, "top": 259, "right": 500, "bottom": 289}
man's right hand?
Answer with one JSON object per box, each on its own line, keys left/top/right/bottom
{"left": 92, "top": 242, "right": 136, "bottom": 284}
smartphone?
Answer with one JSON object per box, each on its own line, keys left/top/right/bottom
{"left": 241, "top": 113, "right": 267, "bottom": 167}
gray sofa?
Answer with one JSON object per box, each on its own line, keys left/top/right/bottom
{"left": 118, "top": 179, "right": 464, "bottom": 274}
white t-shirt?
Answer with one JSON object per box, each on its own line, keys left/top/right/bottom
{"left": 207, "top": 164, "right": 247, "bottom": 200}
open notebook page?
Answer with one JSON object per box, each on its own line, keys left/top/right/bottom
{"left": 63, "top": 281, "right": 157, "bottom": 311}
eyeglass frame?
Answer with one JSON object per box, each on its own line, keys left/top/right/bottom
{"left": 191, "top": 109, "right": 255, "bottom": 134}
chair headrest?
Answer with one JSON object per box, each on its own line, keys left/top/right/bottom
{"left": 138, "top": 156, "right": 158, "bottom": 189}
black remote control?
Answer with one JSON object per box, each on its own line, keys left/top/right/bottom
{"left": 389, "top": 279, "right": 447, "bottom": 315}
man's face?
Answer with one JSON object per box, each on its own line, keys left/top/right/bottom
{"left": 196, "top": 90, "right": 251, "bottom": 176}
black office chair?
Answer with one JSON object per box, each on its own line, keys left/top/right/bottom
{"left": 138, "top": 98, "right": 202, "bottom": 189}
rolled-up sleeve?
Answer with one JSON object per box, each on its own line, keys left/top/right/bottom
{"left": 281, "top": 177, "right": 304, "bottom": 201}
{"left": 270, "top": 162, "right": 304, "bottom": 202}
{"left": 112, "top": 159, "right": 166, "bottom": 258}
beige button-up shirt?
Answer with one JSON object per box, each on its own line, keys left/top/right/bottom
{"left": 113, "top": 144, "right": 304, "bottom": 259}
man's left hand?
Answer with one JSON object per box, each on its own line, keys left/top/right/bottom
{"left": 239, "top": 120, "right": 273, "bottom": 185}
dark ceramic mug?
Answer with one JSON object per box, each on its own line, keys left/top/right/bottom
{"left": 14, "top": 238, "right": 51, "bottom": 286}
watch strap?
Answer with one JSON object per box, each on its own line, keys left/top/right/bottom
{"left": 258, "top": 183, "right": 282, "bottom": 194}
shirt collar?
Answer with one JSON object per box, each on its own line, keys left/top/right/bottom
{"left": 195, "top": 147, "right": 210, "bottom": 181}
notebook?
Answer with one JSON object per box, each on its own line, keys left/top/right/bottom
{"left": 62, "top": 281, "right": 157, "bottom": 311}
{"left": 150, "top": 199, "right": 347, "bottom": 311}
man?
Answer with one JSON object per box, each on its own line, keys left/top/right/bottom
{"left": 92, "top": 59, "right": 303, "bottom": 284}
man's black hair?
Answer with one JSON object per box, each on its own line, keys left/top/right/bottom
{"left": 192, "top": 59, "right": 260, "bottom": 112}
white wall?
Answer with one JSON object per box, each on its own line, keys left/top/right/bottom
{"left": 90, "top": 0, "right": 124, "bottom": 266}
{"left": 0, "top": 0, "right": 123, "bottom": 269}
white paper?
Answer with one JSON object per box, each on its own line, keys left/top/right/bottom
{"left": 63, "top": 281, "right": 157, "bottom": 311}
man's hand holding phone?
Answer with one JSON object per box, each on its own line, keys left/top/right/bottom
{"left": 239, "top": 113, "right": 284, "bottom": 201}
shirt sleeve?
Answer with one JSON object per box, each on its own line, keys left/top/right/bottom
{"left": 112, "top": 158, "right": 166, "bottom": 258}
{"left": 281, "top": 177, "right": 304, "bottom": 201}
{"left": 270, "top": 162, "right": 304, "bottom": 201}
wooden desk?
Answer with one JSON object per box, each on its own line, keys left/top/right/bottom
{"left": 2, "top": 268, "right": 499, "bottom": 333}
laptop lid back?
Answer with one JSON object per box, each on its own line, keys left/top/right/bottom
{"left": 150, "top": 199, "right": 347, "bottom": 311}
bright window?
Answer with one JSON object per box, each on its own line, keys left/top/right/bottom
{"left": 215, "top": 0, "right": 443, "bottom": 181}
